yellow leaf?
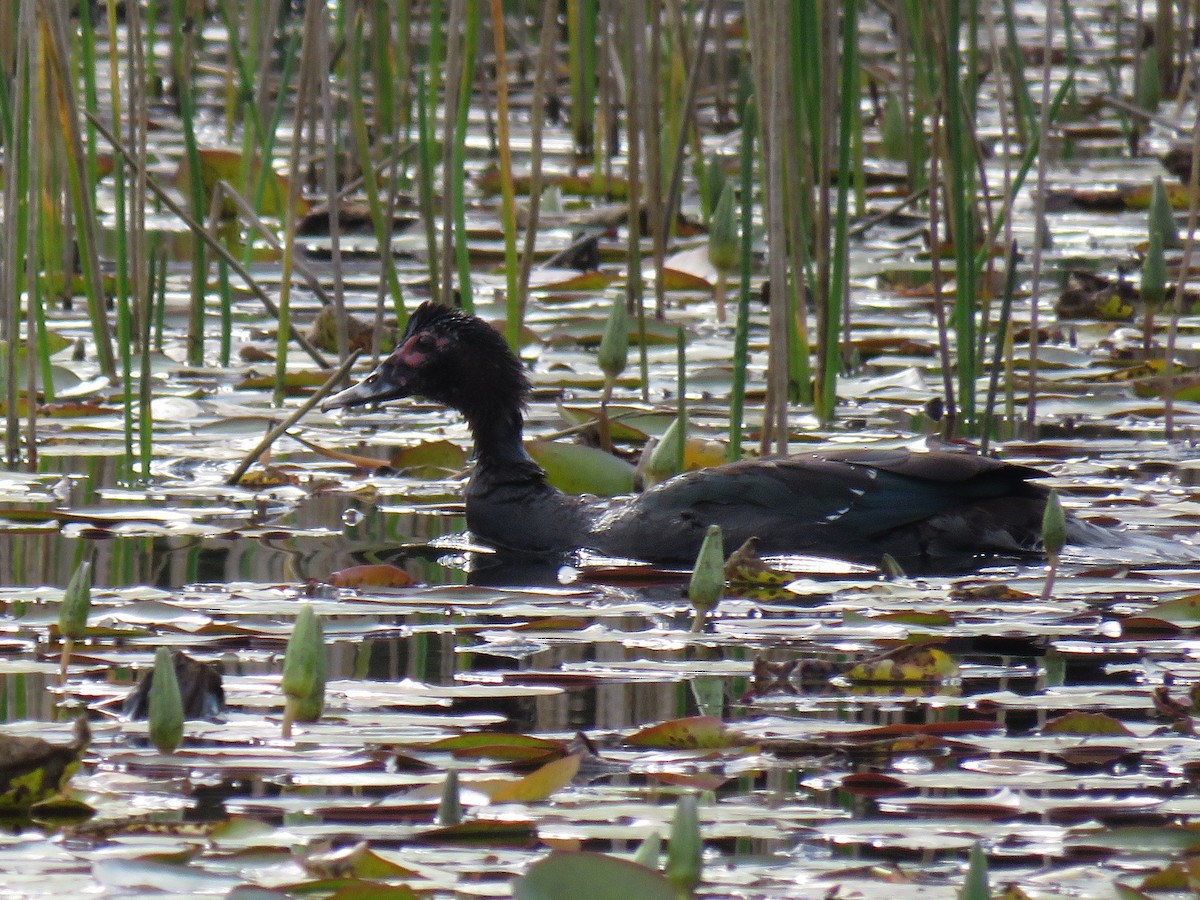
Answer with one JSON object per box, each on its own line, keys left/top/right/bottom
{"left": 846, "top": 644, "right": 960, "bottom": 683}
{"left": 485, "top": 753, "right": 581, "bottom": 803}
{"left": 626, "top": 715, "right": 739, "bottom": 750}
{"left": 328, "top": 564, "right": 416, "bottom": 589}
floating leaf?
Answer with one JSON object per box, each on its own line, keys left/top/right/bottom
{"left": 302, "top": 841, "right": 417, "bottom": 879}
{"left": 426, "top": 733, "right": 567, "bottom": 763}
{"left": 236, "top": 466, "right": 299, "bottom": 488}
{"left": 328, "top": 565, "right": 416, "bottom": 589}
{"left": 844, "top": 644, "right": 960, "bottom": 683}
{"left": 391, "top": 440, "right": 469, "bottom": 476}
{"left": 476, "top": 168, "right": 628, "bottom": 199}
{"left": 0, "top": 719, "right": 89, "bottom": 812}
{"left": 526, "top": 441, "right": 636, "bottom": 496}
{"left": 306, "top": 305, "right": 387, "bottom": 354}
{"left": 1125, "top": 593, "right": 1200, "bottom": 630}
{"left": 626, "top": 716, "right": 739, "bottom": 750}
{"left": 1043, "top": 711, "right": 1134, "bottom": 736}
{"left": 415, "top": 818, "right": 536, "bottom": 845}
{"left": 236, "top": 370, "right": 332, "bottom": 392}
{"left": 486, "top": 753, "right": 581, "bottom": 804}
{"left": 513, "top": 852, "right": 675, "bottom": 900}
{"left": 291, "top": 433, "right": 393, "bottom": 470}
{"left": 724, "top": 538, "right": 790, "bottom": 586}
{"left": 532, "top": 269, "right": 619, "bottom": 292}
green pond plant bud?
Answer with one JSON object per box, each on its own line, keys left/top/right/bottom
{"left": 688, "top": 525, "right": 725, "bottom": 630}
{"left": 960, "top": 840, "right": 991, "bottom": 900}
{"left": 707, "top": 180, "right": 738, "bottom": 324}
{"left": 58, "top": 560, "right": 92, "bottom": 682}
{"left": 281, "top": 604, "right": 327, "bottom": 737}
{"left": 597, "top": 292, "right": 629, "bottom": 403}
{"left": 666, "top": 792, "right": 702, "bottom": 894}
{"left": 59, "top": 560, "right": 92, "bottom": 642}
{"left": 437, "top": 768, "right": 463, "bottom": 826}
{"left": 646, "top": 414, "right": 687, "bottom": 487}
{"left": 707, "top": 181, "right": 738, "bottom": 273}
{"left": 1150, "top": 176, "right": 1182, "bottom": 249}
{"left": 633, "top": 830, "right": 662, "bottom": 869}
{"left": 1041, "top": 490, "right": 1065, "bottom": 601}
{"left": 1136, "top": 45, "right": 1162, "bottom": 110}
{"left": 1042, "top": 490, "right": 1065, "bottom": 558}
{"left": 881, "top": 92, "right": 908, "bottom": 161}
{"left": 703, "top": 152, "right": 726, "bottom": 222}
{"left": 148, "top": 647, "right": 184, "bottom": 754}
{"left": 1141, "top": 212, "right": 1168, "bottom": 356}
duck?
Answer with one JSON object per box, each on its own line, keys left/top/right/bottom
{"left": 322, "top": 301, "right": 1107, "bottom": 571}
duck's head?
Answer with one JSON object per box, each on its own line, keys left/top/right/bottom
{"left": 322, "top": 302, "right": 531, "bottom": 422}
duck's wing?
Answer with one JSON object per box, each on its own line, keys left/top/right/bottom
{"left": 590, "top": 449, "right": 1049, "bottom": 563}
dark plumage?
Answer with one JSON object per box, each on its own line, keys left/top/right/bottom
{"left": 323, "top": 302, "right": 1103, "bottom": 570}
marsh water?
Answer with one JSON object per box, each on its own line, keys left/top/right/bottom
{"left": 5, "top": 3, "right": 1200, "bottom": 897}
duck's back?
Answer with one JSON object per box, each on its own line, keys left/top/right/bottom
{"left": 587, "top": 448, "right": 1051, "bottom": 567}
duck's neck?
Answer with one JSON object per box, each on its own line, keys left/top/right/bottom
{"left": 463, "top": 402, "right": 544, "bottom": 479}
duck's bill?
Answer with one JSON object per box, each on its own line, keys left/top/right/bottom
{"left": 321, "top": 365, "right": 412, "bottom": 412}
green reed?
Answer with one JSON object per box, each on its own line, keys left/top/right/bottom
{"left": 171, "top": 0, "right": 207, "bottom": 367}
{"left": 103, "top": 0, "right": 134, "bottom": 479}
{"left": 349, "top": 12, "right": 406, "bottom": 326}
{"left": 567, "top": 0, "right": 597, "bottom": 156}
{"left": 415, "top": 70, "right": 441, "bottom": 304}
{"left": 727, "top": 100, "right": 756, "bottom": 462}
{"left": 821, "top": 0, "right": 860, "bottom": 424}
{"left": 488, "top": 0, "right": 521, "bottom": 349}
{"left": 450, "top": 0, "right": 479, "bottom": 314}
{"left": 941, "top": 0, "right": 980, "bottom": 427}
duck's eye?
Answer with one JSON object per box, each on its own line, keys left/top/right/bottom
{"left": 415, "top": 333, "right": 437, "bottom": 351}
{"left": 366, "top": 373, "right": 377, "bottom": 384}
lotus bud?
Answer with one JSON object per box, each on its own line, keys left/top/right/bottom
{"left": 688, "top": 525, "right": 725, "bottom": 630}
{"left": 665, "top": 793, "right": 702, "bottom": 893}
{"left": 1042, "top": 490, "right": 1065, "bottom": 559}
{"left": 437, "top": 769, "right": 462, "bottom": 826}
{"left": 281, "top": 604, "right": 327, "bottom": 737}
{"left": 58, "top": 560, "right": 92, "bottom": 682}
{"left": 58, "top": 560, "right": 91, "bottom": 641}
{"left": 1142, "top": 223, "right": 1167, "bottom": 310}
{"left": 702, "top": 153, "right": 726, "bottom": 223}
{"left": 881, "top": 93, "right": 908, "bottom": 161}
{"left": 961, "top": 840, "right": 990, "bottom": 899}
{"left": 879, "top": 553, "right": 906, "bottom": 579}
{"left": 148, "top": 647, "right": 184, "bottom": 754}
{"left": 646, "top": 414, "right": 687, "bottom": 487}
{"left": 1151, "top": 176, "right": 1182, "bottom": 249}
{"left": 633, "top": 830, "right": 662, "bottom": 869}
{"left": 707, "top": 181, "right": 738, "bottom": 274}
{"left": 1136, "top": 45, "right": 1162, "bottom": 110}
{"left": 597, "top": 293, "right": 629, "bottom": 389}
{"left": 1041, "top": 490, "right": 1066, "bottom": 602}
